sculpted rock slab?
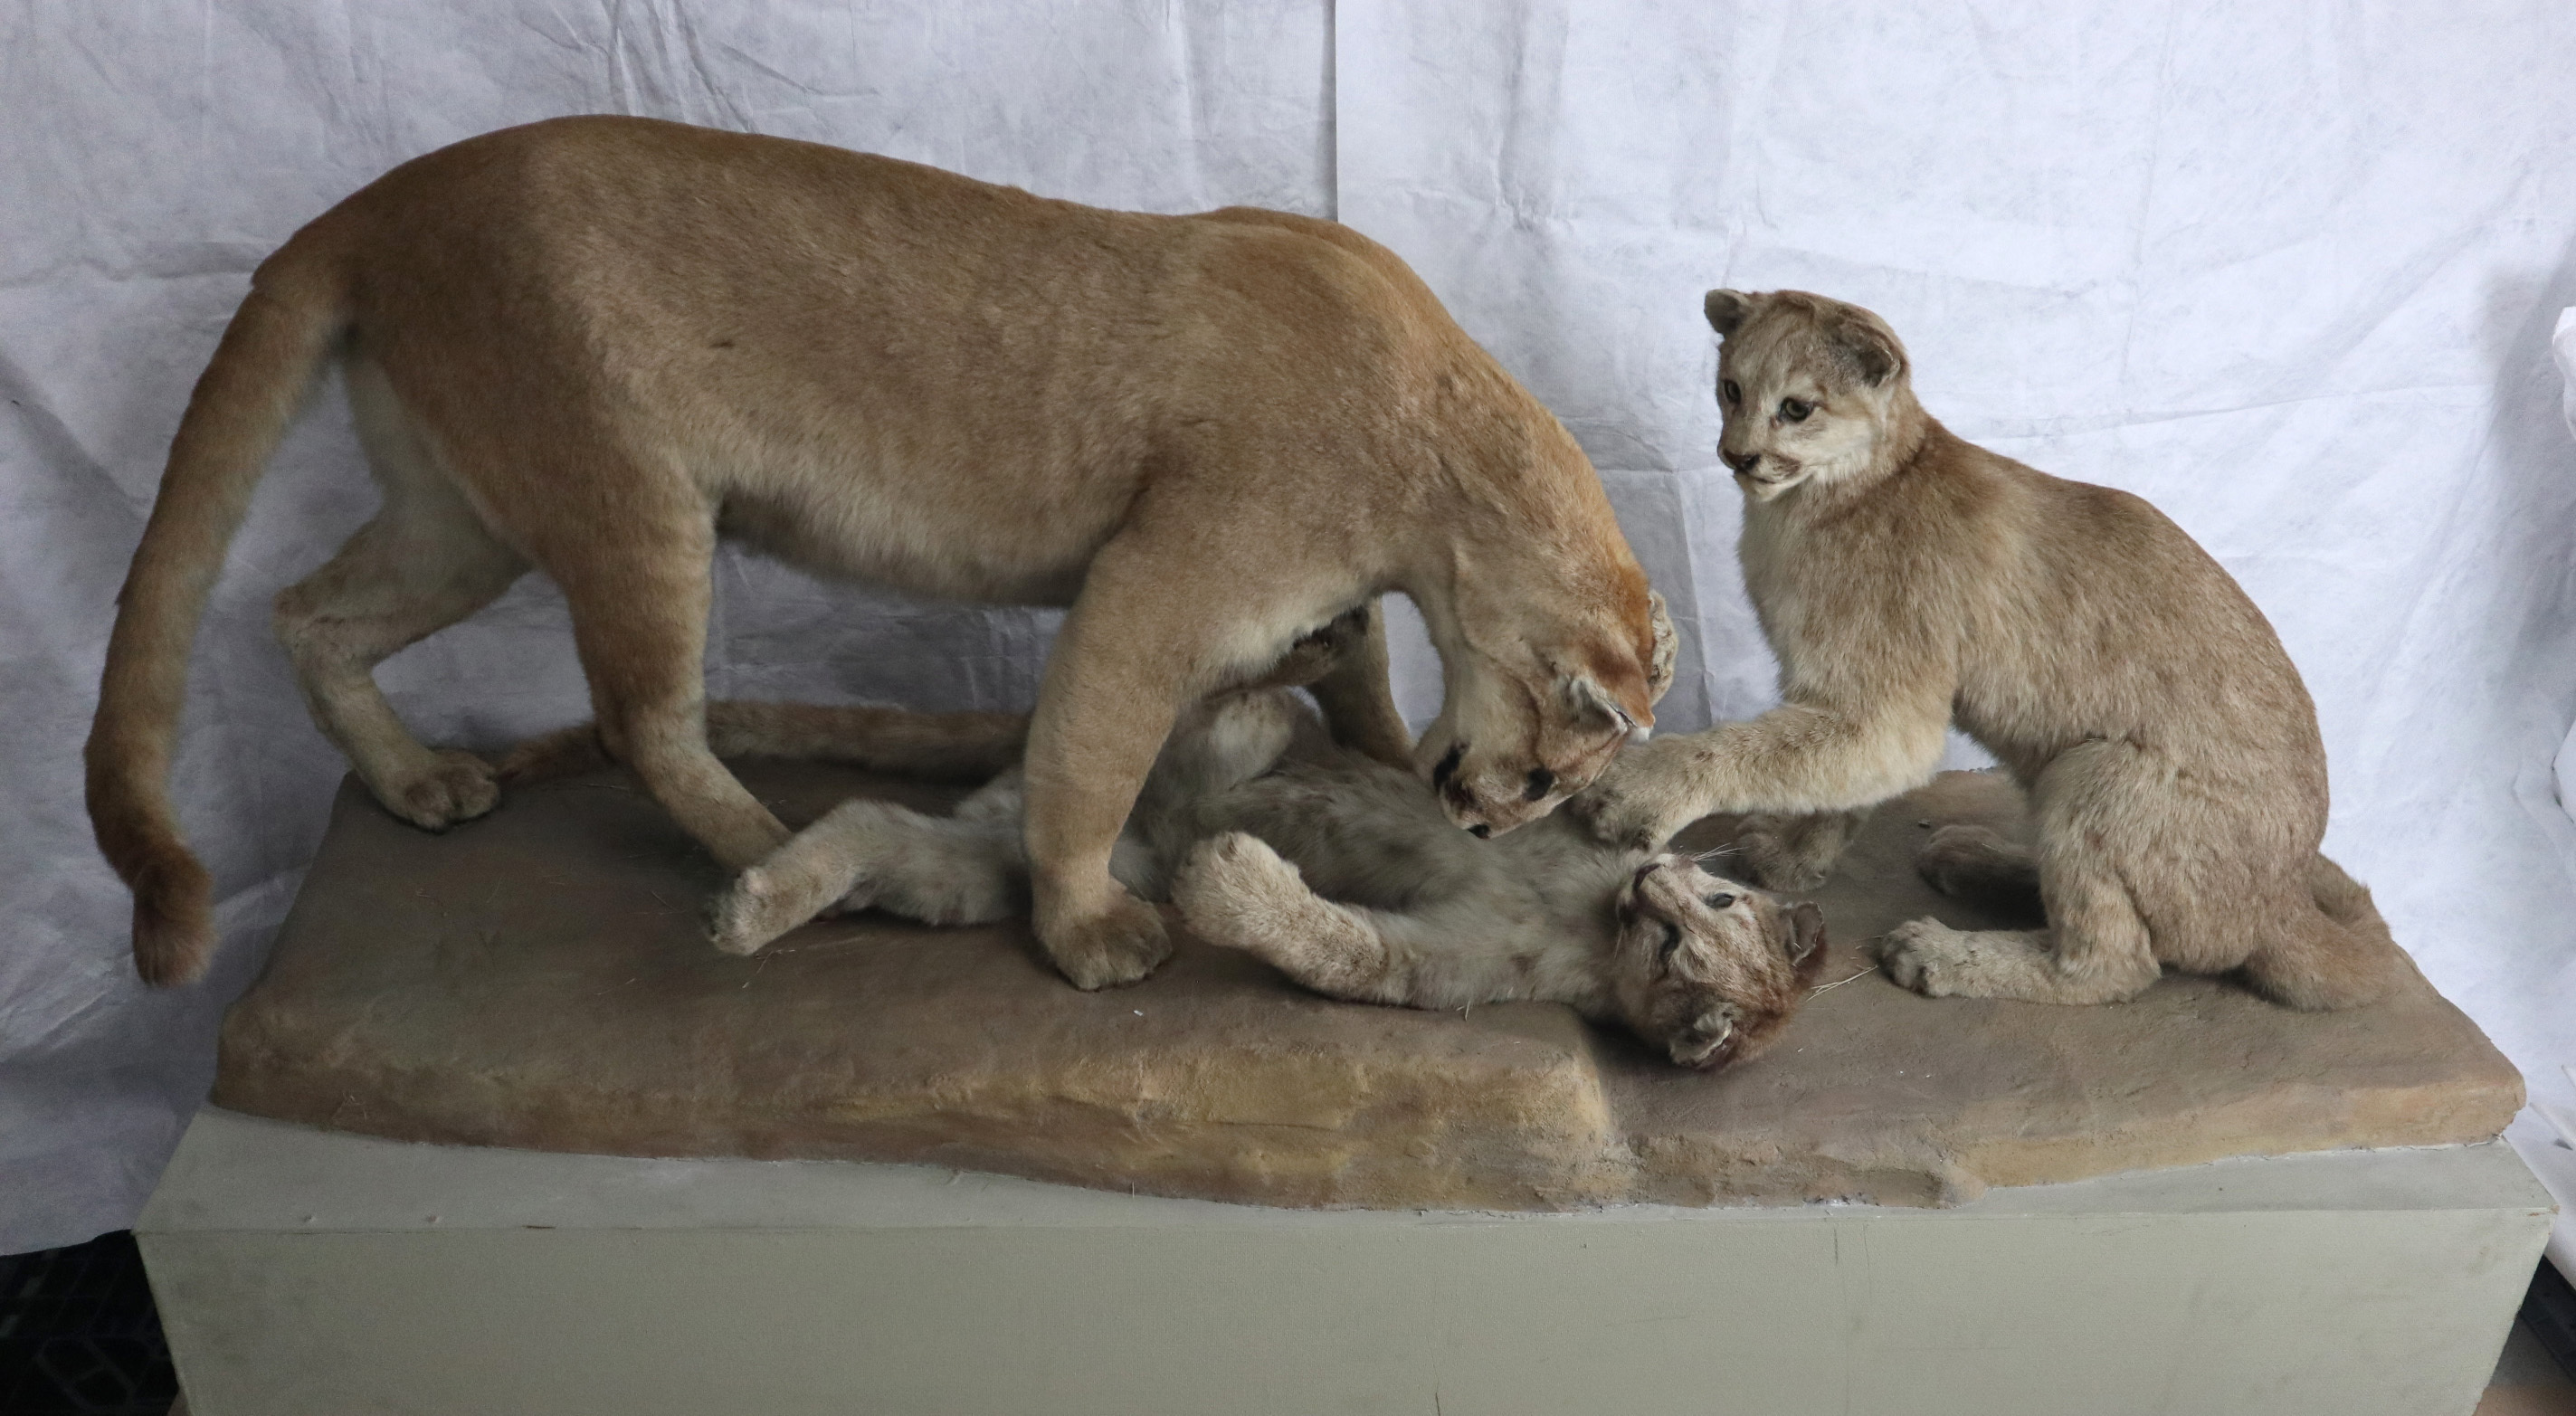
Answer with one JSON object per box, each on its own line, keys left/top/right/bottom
{"left": 214, "top": 765, "right": 2523, "bottom": 1209}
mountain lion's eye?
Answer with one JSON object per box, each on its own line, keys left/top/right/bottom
{"left": 1722, "top": 379, "right": 1741, "bottom": 404}
{"left": 1658, "top": 922, "right": 1682, "bottom": 961}
{"left": 1704, "top": 893, "right": 1736, "bottom": 909}
{"left": 1777, "top": 397, "right": 1811, "bottom": 423}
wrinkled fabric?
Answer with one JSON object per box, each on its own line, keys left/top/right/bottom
{"left": 4, "top": 0, "right": 2572, "bottom": 1252}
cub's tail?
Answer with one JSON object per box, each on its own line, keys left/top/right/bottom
{"left": 498, "top": 701, "right": 1031, "bottom": 787}
{"left": 2241, "top": 852, "right": 2412, "bottom": 1011}
{"left": 84, "top": 248, "right": 347, "bottom": 986}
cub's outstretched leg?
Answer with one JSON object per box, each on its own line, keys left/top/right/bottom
{"left": 713, "top": 790, "right": 1026, "bottom": 955}
{"left": 1877, "top": 743, "right": 2162, "bottom": 1004}
{"left": 272, "top": 365, "right": 528, "bottom": 830}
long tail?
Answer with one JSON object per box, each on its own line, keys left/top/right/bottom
{"left": 2242, "top": 851, "right": 2412, "bottom": 1011}
{"left": 498, "top": 701, "right": 1031, "bottom": 787}
{"left": 84, "top": 252, "right": 346, "bottom": 986}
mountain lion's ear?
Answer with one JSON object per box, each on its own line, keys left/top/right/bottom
{"left": 1561, "top": 673, "right": 1643, "bottom": 743}
{"left": 1704, "top": 289, "right": 1756, "bottom": 337}
{"left": 1829, "top": 310, "right": 1906, "bottom": 388}
{"left": 1645, "top": 590, "right": 1678, "bottom": 705}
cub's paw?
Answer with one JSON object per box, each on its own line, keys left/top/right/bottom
{"left": 379, "top": 750, "right": 501, "bottom": 832}
{"left": 1733, "top": 827, "right": 1830, "bottom": 893}
{"left": 1914, "top": 823, "right": 2016, "bottom": 898}
{"left": 1041, "top": 892, "right": 1173, "bottom": 991}
{"left": 711, "top": 863, "right": 869, "bottom": 956}
{"left": 1567, "top": 739, "right": 1709, "bottom": 851}
{"left": 1873, "top": 917, "right": 1981, "bottom": 997}
{"left": 1172, "top": 833, "right": 1309, "bottom": 955}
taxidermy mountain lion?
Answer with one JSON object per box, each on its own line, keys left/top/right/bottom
{"left": 85, "top": 116, "right": 1670, "bottom": 988}
{"left": 1576, "top": 290, "right": 2404, "bottom": 1011}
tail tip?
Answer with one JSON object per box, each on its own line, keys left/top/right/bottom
{"left": 129, "top": 854, "right": 215, "bottom": 987}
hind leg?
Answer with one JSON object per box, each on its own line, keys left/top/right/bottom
{"left": 272, "top": 481, "right": 526, "bottom": 831}
{"left": 1876, "top": 744, "right": 2162, "bottom": 1004}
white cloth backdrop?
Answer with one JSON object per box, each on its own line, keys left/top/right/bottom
{"left": 4, "top": 0, "right": 2572, "bottom": 1254}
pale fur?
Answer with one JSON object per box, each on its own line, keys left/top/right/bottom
{"left": 715, "top": 689, "right": 1826, "bottom": 1070}
{"left": 85, "top": 115, "right": 1673, "bottom": 988}
{"left": 1575, "top": 289, "right": 2406, "bottom": 1010}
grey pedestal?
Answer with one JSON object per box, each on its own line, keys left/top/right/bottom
{"left": 138, "top": 1108, "right": 2552, "bottom": 1416}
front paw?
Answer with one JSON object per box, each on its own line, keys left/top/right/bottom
{"left": 379, "top": 749, "right": 501, "bottom": 832}
{"left": 1874, "top": 917, "right": 1972, "bottom": 997}
{"left": 1569, "top": 739, "right": 1707, "bottom": 850}
{"left": 1041, "top": 892, "right": 1174, "bottom": 991}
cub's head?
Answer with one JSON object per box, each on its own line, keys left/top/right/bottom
{"left": 1704, "top": 289, "right": 1915, "bottom": 501}
{"left": 1413, "top": 584, "right": 1678, "bottom": 839}
{"left": 1608, "top": 854, "right": 1828, "bottom": 1069}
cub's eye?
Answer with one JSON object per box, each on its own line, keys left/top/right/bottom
{"left": 1721, "top": 379, "right": 1741, "bottom": 404}
{"left": 1658, "top": 921, "right": 1682, "bottom": 962}
{"left": 1777, "top": 397, "right": 1812, "bottom": 423}
{"left": 1704, "top": 892, "right": 1736, "bottom": 910}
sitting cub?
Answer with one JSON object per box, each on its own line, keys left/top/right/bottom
{"left": 1577, "top": 290, "right": 2403, "bottom": 1011}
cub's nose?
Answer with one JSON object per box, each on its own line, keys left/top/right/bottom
{"left": 1721, "top": 448, "right": 1762, "bottom": 474}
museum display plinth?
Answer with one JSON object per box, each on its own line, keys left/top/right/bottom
{"left": 145, "top": 759, "right": 2554, "bottom": 1412}
{"left": 207, "top": 763, "right": 2525, "bottom": 1210}
{"left": 140, "top": 1109, "right": 2550, "bottom": 1416}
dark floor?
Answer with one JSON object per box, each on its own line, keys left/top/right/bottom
{"left": 0, "top": 1233, "right": 177, "bottom": 1416}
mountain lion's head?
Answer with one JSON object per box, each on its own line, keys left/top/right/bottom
{"left": 1412, "top": 584, "right": 1677, "bottom": 840}
{"left": 1704, "top": 289, "right": 1915, "bottom": 501}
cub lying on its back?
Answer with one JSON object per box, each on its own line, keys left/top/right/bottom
{"left": 1579, "top": 289, "right": 2406, "bottom": 1010}
{"left": 718, "top": 689, "right": 1826, "bottom": 1071}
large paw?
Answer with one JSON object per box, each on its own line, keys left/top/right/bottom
{"left": 1914, "top": 823, "right": 2014, "bottom": 898}
{"left": 1873, "top": 917, "right": 1983, "bottom": 997}
{"left": 378, "top": 749, "right": 500, "bottom": 832}
{"left": 1567, "top": 737, "right": 1709, "bottom": 851}
{"left": 1041, "top": 892, "right": 1174, "bottom": 991}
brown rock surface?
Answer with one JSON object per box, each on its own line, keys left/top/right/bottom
{"left": 214, "top": 765, "right": 2524, "bottom": 1210}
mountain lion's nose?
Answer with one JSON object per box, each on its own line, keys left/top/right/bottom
{"left": 1721, "top": 448, "right": 1762, "bottom": 474}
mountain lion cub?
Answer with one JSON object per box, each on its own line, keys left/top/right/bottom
{"left": 708, "top": 685, "right": 1827, "bottom": 1071}
{"left": 85, "top": 116, "right": 1671, "bottom": 990}
{"left": 1576, "top": 290, "right": 2402, "bottom": 1010}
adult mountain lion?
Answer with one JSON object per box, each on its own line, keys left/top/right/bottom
{"left": 1575, "top": 290, "right": 2403, "bottom": 1011}
{"left": 85, "top": 116, "right": 1670, "bottom": 989}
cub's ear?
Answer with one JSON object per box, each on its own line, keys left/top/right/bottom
{"left": 1786, "top": 900, "right": 1827, "bottom": 965}
{"left": 1828, "top": 309, "right": 1906, "bottom": 388}
{"left": 1704, "top": 289, "right": 1757, "bottom": 337}
{"left": 1644, "top": 590, "right": 1678, "bottom": 706}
